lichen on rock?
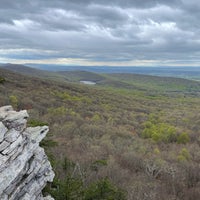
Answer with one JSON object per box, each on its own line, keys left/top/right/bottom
{"left": 0, "top": 106, "right": 54, "bottom": 200}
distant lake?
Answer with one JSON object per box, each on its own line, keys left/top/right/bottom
{"left": 80, "top": 81, "right": 96, "bottom": 85}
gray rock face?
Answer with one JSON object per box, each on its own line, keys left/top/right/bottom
{"left": 0, "top": 106, "right": 55, "bottom": 200}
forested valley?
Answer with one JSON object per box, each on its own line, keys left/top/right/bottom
{"left": 1, "top": 68, "right": 200, "bottom": 200}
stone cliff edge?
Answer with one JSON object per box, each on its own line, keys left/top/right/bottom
{"left": 0, "top": 105, "right": 54, "bottom": 200}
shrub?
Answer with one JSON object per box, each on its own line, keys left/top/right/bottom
{"left": 177, "top": 132, "right": 190, "bottom": 144}
{"left": 9, "top": 95, "right": 19, "bottom": 109}
{"left": 177, "top": 148, "right": 190, "bottom": 162}
{"left": 0, "top": 77, "right": 5, "bottom": 84}
{"left": 40, "top": 139, "right": 58, "bottom": 148}
{"left": 90, "top": 159, "right": 107, "bottom": 172}
{"left": 28, "top": 119, "right": 49, "bottom": 127}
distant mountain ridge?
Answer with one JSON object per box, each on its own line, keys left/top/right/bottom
{"left": 27, "top": 64, "right": 200, "bottom": 80}
{"left": 0, "top": 63, "right": 57, "bottom": 78}
{"left": 1, "top": 63, "right": 200, "bottom": 81}
{"left": 0, "top": 63, "right": 106, "bottom": 83}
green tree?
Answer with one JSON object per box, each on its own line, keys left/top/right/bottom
{"left": 84, "top": 178, "right": 127, "bottom": 200}
{"left": 46, "top": 177, "right": 84, "bottom": 200}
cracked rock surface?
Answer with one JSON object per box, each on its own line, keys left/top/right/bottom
{"left": 0, "top": 106, "right": 54, "bottom": 200}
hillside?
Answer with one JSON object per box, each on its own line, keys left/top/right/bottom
{"left": 57, "top": 71, "right": 106, "bottom": 82}
{"left": 103, "top": 73, "right": 200, "bottom": 93}
{"left": 1, "top": 63, "right": 53, "bottom": 77}
{"left": 1, "top": 64, "right": 200, "bottom": 94}
{"left": 0, "top": 64, "right": 107, "bottom": 83}
{"left": 0, "top": 68, "right": 200, "bottom": 199}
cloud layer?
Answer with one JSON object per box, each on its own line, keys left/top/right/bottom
{"left": 0, "top": 0, "right": 200, "bottom": 66}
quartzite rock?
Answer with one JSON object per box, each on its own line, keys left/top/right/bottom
{"left": 0, "top": 106, "right": 54, "bottom": 200}
{"left": 4, "top": 128, "right": 20, "bottom": 143}
{"left": 0, "top": 122, "right": 7, "bottom": 142}
{"left": 0, "top": 141, "right": 10, "bottom": 152}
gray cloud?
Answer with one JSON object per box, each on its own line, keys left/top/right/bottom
{"left": 0, "top": 0, "right": 200, "bottom": 66}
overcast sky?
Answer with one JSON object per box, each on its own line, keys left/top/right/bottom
{"left": 0, "top": 0, "right": 200, "bottom": 67}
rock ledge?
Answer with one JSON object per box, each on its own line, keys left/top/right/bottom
{"left": 0, "top": 106, "right": 54, "bottom": 200}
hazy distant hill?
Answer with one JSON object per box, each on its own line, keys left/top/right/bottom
{"left": 0, "top": 63, "right": 106, "bottom": 83}
{"left": 29, "top": 64, "right": 200, "bottom": 80}
{"left": 56, "top": 70, "right": 106, "bottom": 82}
{"left": 0, "top": 63, "right": 60, "bottom": 79}
{"left": 105, "top": 73, "right": 200, "bottom": 93}
{"left": 1, "top": 63, "right": 47, "bottom": 75}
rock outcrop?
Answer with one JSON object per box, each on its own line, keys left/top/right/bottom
{"left": 0, "top": 106, "right": 55, "bottom": 200}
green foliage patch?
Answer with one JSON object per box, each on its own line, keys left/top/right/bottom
{"left": 44, "top": 176, "right": 126, "bottom": 200}
{"left": 142, "top": 114, "right": 190, "bottom": 144}
{"left": 9, "top": 95, "right": 19, "bottom": 109}
{"left": 28, "top": 119, "right": 49, "bottom": 127}
{"left": 142, "top": 114, "right": 177, "bottom": 143}
{"left": 84, "top": 178, "right": 126, "bottom": 200}
{"left": 177, "top": 132, "right": 190, "bottom": 144}
{"left": 0, "top": 77, "right": 5, "bottom": 84}
{"left": 53, "top": 91, "right": 92, "bottom": 104}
